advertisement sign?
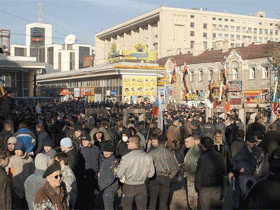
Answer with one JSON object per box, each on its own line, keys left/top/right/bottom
{"left": 106, "top": 90, "right": 111, "bottom": 96}
{"left": 30, "top": 27, "right": 45, "bottom": 46}
{"left": 83, "top": 56, "right": 94, "bottom": 68}
{"left": 244, "top": 90, "right": 261, "bottom": 103}
{"left": 228, "top": 81, "right": 242, "bottom": 92}
{"left": 74, "top": 88, "right": 80, "bottom": 97}
{"left": 122, "top": 76, "right": 157, "bottom": 98}
{"left": 157, "top": 77, "right": 169, "bottom": 86}
{"left": 111, "top": 90, "right": 117, "bottom": 96}
{"left": 109, "top": 42, "right": 157, "bottom": 62}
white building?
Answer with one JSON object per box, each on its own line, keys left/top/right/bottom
{"left": 11, "top": 22, "right": 94, "bottom": 72}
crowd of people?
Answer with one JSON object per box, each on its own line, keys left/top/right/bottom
{"left": 0, "top": 95, "right": 280, "bottom": 210}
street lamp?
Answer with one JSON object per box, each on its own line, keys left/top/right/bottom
{"left": 268, "top": 57, "right": 273, "bottom": 103}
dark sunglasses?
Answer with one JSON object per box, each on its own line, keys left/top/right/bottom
{"left": 54, "top": 174, "right": 62, "bottom": 179}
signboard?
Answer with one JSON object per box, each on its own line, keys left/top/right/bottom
{"left": 74, "top": 88, "right": 80, "bottom": 97}
{"left": 230, "top": 98, "right": 242, "bottom": 105}
{"left": 84, "top": 87, "right": 95, "bottom": 96}
{"left": 30, "top": 27, "right": 45, "bottom": 46}
{"left": 106, "top": 90, "right": 111, "bottom": 96}
{"left": 122, "top": 76, "right": 157, "bottom": 97}
{"left": 228, "top": 81, "right": 242, "bottom": 92}
{"left": 244, "top": 90, "right": 261, "bottom": 103}
{"left": 111, "top": 90, "right": 117, "bottom": 96}
{"left": 109, "top": 42, "right": 157, "bottom": 62}
{"left": 157, "top": 77, "right": 169, "bottom": 86}
{"left": 83, "top": 56, "right": 94, "bottom": 68}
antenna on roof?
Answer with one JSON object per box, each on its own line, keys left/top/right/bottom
{"left": 38, "top": 0, "right": 43, "bottom": 23}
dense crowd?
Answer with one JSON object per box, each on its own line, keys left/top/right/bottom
{"left": 0, "top": 91, "right": 280, "bottom": 210}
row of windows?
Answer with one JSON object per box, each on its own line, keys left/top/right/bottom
{"left": 56, "top": 78, "right": 123, "bottom": 88}
{"left": 188, "top": 67, "right": 269, "bottom": 82}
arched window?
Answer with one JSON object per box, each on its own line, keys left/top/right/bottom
{"left": 232, "top": 62, "right": 239, "bottom": 80}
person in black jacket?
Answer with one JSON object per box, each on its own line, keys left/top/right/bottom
{"left": 0, "top": 149, "right": 11, "bottom": 209}
{"left": 225, "top": 116, "right": 239, "bottom": 150}
{"left": 35, "top": 123, "right": 52, "bottom": 155}
{"left": 195, "top": 137, "right": 226, "bottom": 209}
{"left": 247, "top": 116, "right": 266, "bottom": 136}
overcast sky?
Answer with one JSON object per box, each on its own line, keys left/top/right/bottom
{"left": 0, "top": 0, "right": 279, "bottom": 46}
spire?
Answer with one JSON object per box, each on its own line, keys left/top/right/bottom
{"left": 38, "top": 0, "right": 43, "bottom": 23}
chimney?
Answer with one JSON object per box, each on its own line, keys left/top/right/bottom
{"left": 215, "top": 40, "right": 229, "bottom": 53}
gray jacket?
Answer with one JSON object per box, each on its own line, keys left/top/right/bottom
{"left": 181, "top": 145, "right": 201, "bottom": 178}
{"left": 24, "top": 169, "right": 45, "bottom": 210}
{"left": 148, "top": 145, "right": 179, "bottom": 179}
{"left": 116, "top": 149, "right": 155, "bottom": 185}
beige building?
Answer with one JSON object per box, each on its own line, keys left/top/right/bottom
{"left": 95, "top": 7, "right": 280, "bottom": 66}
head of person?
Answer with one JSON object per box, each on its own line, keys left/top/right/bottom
{"left": 127, "top": 136, "right": 140, "bottom": 150}
{"left": 157, "top": 134, "right": 168, "bottom": 146}
{"left": 214, "top": 130, "right": 223, "bottom": 144}
{"left": 14, "top": 141, "right": 26, "bottom": 157}
{"left": 129, "top": 127, "right": 137, "bottom": 136}
{"left": 35, "top": 153, "right": 52, "bottom": 171}
{"left": 253, "top": 130, "right": 263, "bottom": 142}
{"left": 236, "top": 129, "right": 244, "bottom": 140}
{"left": 150, "top": 133, "right": 159, "bottom": 148}
{"left": 3, "top": 123, "right": 12, "bottom": 132}
{"left": 43, "top": 138, "right": 53, "bottom": 153}
{"left": 36, "top": 123, "right": 44, "bottom": 132}
{"left": 193, "top": 132, "right": 201, "bottom": 146}
{"left": 0, "top": 149, "right": 10, "bottom": 168}
{"left": 269, "top": 123, "right": 277, "bottom": 131}
{"left": 74, "top": 125, "right": 84, "bottom": 138}
{"left": 18, "top": 121, "right": 28, "bottom": 129}
{"left": 7, "top": 137, "right": 17, "bottom": 152}
{"left": 55, "top": 152, "right": 69, "bottom": 169}
{"left": 81, "top": 134, "right": 92, "bottom": 148}
{"left": 208, "top": 117, "right": 213, "bottom": 124}
{"left": 200, "top": 137, "right": 214, "bottom": 152}
{"left": 185, "top": 134, "right": 195, "bottom": 149}
{"left": 43, "top": 162, "right": 62, "bottom": 189}
{"left": 60, "top": 137, "right": 72, "bottom": 152}
{"left": 246, "top": 135, "right": 258, "bottom": 148}
{"left": 7, "top": 90, "right": 15, "bottom": 98}
{"left": 101, "top": 141, "right": 115, "bottom": 158}
{"left": 121, "top": 129, "right": 132, "bottom": 143}
{"left": 172, "top": 117, "right": 180, "bottom": 126}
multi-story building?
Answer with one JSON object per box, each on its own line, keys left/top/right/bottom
{"left": 95, "top": 7, "right": 280, "bottom": 66}
{"left": 11, "top": 22, "right": 94, "bottom": 72}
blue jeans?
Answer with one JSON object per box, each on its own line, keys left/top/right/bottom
{"left": 239, "top": 175, "right": 256, "bottom": 198}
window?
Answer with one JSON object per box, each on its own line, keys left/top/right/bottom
{"left": 190, "top": 31, "right": 195, "bottom": 36}
{"left": 190, "top": 41, "right": 194, "bottom": 49}
{"left": 219, "top": 25, "right": 223, "bottom": 30}
{"left": 231, "top": 26, "right": 235, "bottom": 32}
{"left": 254, "top": 36, "right": 257, "bottom": 42}
{"left": 219, "top": 33, "right": 223, "bottom": 39}
{"left": 237, "top": 35, "right": 240, "bottom": 40}
{"left": 262, "top": 67, "right": 268, "bottom": 79}
{"left": 231, "top": 34, "right": 235, "bottom": 41}
{"left": 212, "top": 17, "right": 216, "bottom": 20}
{"left": 203, "top": 32, "right": 207, "bottom": 38}
{"left": 199, "top": 71, "right": 203, "bottom": 81}
{"left": 231, "top": 43, "right": 235, "bottom": 48}
{"left": 219, "top": 18, "right": 222, "bottom": 21}
{"left": 225, "top": 18, "right": 228, "bottom": 22}
{"left": 236, "top": 43, "right": 241, "bottom": 47}
{"left": 270, "top": 30, "right": 273, "bottom": 35}
{"left": 203, "top": 16, "right": 208, "bottom": 19}
{"left": 225, "top": 25, "right": 229, "bottom": 31}
{"left": 225, "top": 34, "right": 229, "bottom": 39}
{"left": 231, "top": 19, "right": 234, "bottom": 22}
{"left": 236, "top": 26, "right": 240, "bottom": 32}
{"left": 248, "top": 28, "right": 252, "bottom": 33}
{"left": 203, "top": 23, "right": 207, "bottom": 29}
{"left": 264, "top": 37, "right": 268, "bottom": 42}
{"left": 243, "top": 27, "right": 246, "bottom": 33}
{"left": 259, "top": 22, "right": 263, "bottom": 25}
{"left": 276, "top": 30, "right": 279, "bottom": 35}
{"left": 242, "top": 35, "right": 246, "bottom": 40}
{"left": 265, "top": 29, "right": 268, "bottom": 34}
{"left": 276, "top": 38, "right": 279, "bottom": 42}
{"left": 232, "top": 68, "right": 238, "bottom": 80}
{"left": 270, "top": 23, "right": 274, "bottom": 26}
{"left": 190, "top": 15, "right": 195, "bottom": 18}
{"left": 190, "top": 22, "right": 194, "bottom": 28}
{"left": 259, "top": 37, "right": 262, "bottom": 43}
{"left": 250, "top": 67, "right": 256, "bottom": 79}
{"left": 259, "top": 29, "right": 263, "bottom": 34}
{"left": 213, "top": 24, "right": 217, "bottom": 30}
{"left": 254, "top": 28, "right": 257, "bottom": 34}
{"left": 209, "top": 70, "right": 214, "bottom": 80}
{"left": 212, "top": 33, "right": 216, "bottom": 39}
{"left": 212, "top": 42, "right": 216, "bottom": 48}
{"left": 190, "top": 71, "right": 194, "bottom": 81}
{"left": 203, "top": 41, "right": 207, "bottom": 50}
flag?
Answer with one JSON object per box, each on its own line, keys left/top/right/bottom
{"left": 171, "top": 64, "right": 177, "bottom": 84}
{"left": 213, "top": 99, "right": 217, "bottom": 109}
{"left": 153, "top": 96, "right": 159, "bottom": 116}
{"left": 271, "top": 80, "right": 279, "bottom": 122}
{"left": 224, "top": 100, "right": 231, "bottom": 113}
{"left": 158, "top": 95, "right": 164, "bottom": 130}
{"left": 208, "top": 80, "right": 215, "bottom": 103}
{"left": 183, "top": 64, "right": 189, "bottom": 101}
{"left": 164, "top": 84, "right": 171, "bottom": 107}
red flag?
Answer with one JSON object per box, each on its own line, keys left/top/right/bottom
{"left": 224, "top": 100, "right": 231, "bottom": 113}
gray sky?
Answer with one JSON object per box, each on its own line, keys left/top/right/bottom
{"left": 0, "top": 0, "right": 279, "bottom": 46}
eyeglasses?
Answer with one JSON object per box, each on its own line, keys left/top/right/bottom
{"left": 53, "top": 174, "right": 62, "bottom": 179}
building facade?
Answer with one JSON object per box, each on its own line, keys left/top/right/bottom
{"left": 158, "top": 41, "right": 280, "bottom": 106}
{"left": 95, "top": 7, "right": 280, "bottom": 66}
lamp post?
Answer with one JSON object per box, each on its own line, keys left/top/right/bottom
{"left": 268, "top": 57, "right": 273, "bottom": 103}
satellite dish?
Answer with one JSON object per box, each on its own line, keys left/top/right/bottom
{"left": 65, "top": 34, "right": 76, "bottom": 44}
